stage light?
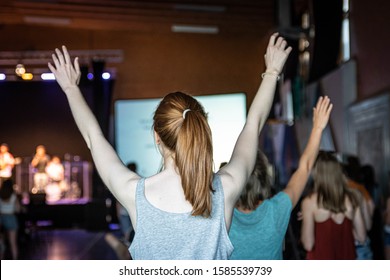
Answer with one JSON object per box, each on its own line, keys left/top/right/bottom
{"left": 21, "top": 73, "right": 33, "bottom": 80}
{"left": 87, "top": 73, "right": 94, "bottom": 80}
{"left": 102, "top": 72, "right": 111, "bottom": 80}
{"left": 15, "top": 63, "right": 26, "bottom": 76}
{"left": 41, "top": 73, "right": 55, "bottom": 80}
{"left": 0, "top": 73, "right": 5, "bottom": 80}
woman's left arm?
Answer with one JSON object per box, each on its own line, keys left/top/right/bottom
{"left": 300, "top": 196, "right": 315, "bottom": 251}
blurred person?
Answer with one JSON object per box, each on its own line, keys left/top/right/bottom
{"left": 300, "top": 151, "right": 366, "bottom": 259}
{"left": 48, "top": 33, "right": 292, "bottom": 259}
{"left": 0, "top": 179, "right": 21, "bottom": 259}
{"left": 229, "top": 96, "right": 332, "bottom": 259}
{"left": 45, "top": 156, "right": 65, "bottom": 183}
{"left": 31, "top": 145, "right": 50, "bottom": 194}
{"left": 0, "top": 143, "right": 15, "bottom": 187}
{"left": 45, "top": 156, "right": 65, "bottom": 202}
{"left": 360, "top": 164, "right": 384, "bottom": 259}
{"left": 344, "top": 156, "right": 374, "bottom": 259}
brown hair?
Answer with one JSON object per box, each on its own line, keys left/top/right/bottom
{"left": 312, "top": 151, "right": 360, "bottom": 213}
{"left": 236, "top": 150, "right": 274, "bottom": 211}
{"left": 153, "top": 92, "right": 214, "bottom": 217}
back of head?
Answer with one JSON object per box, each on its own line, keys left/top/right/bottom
{"left": 0, "top": 143, "right": 9, "bottom": 152}
{"left": 313, "top": 151, "right": 359, "bottom": 212}
{"left": 153, "top": 92, "right": 213, "bottom": 217}
{"left": 0, "top": 179, "right": 14, "bottom": 200}
{"left": 236, "top": 150, "right": 273, "bottom": 211}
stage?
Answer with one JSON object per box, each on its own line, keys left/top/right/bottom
{"left": 24, "top": 197, "right": 111, "bottom": 230}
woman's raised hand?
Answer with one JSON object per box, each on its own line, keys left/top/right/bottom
{"left": 313, "top": 96, "right": 333, "bottom": 130}
{"left": 264, "top": 33, "right": 292, "bottom": 75}
{"left": 48, "top": 46, "right": 81, "bottom": 92}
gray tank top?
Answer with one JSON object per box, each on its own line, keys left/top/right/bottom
{"left": 129, "top": 174, "right": 233, "bottom": 260}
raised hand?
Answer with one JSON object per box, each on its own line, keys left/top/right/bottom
{"left": 313, "top": 96, "right": 333, "bottom": 130}
{"left": 48, "top": 46, "right": 81, "bottom": 92}
{"left": 264, "top": 33, "right": 292, "bottom": 75}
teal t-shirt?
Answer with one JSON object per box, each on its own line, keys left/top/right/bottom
{"left": 228, "top": 191, "right": 292, "bottom": 260}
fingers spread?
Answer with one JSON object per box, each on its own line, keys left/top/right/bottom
{"left": 285, "top": 46, "right": 293, "bottom": 55}
{"left": 327, "top": 103, "right": 333, "bottom": 114}
{"left": 275, "top": 36, "right": 284, "bottom": 48}
{"left": 63, "top": 46, "right": 72, "bottom": 65}
{"left": 52, "top": 53, "right": 60, "bottom": 69}
{"left": 268, "top": 32, "right": 279, "bottom": 47}
{"left": 55, "top": 48, "right": 66, "bottom": 65}
{"left": 315, "top": 96, "right": 323, "bottom": 109}
{"left": 280, "top": 40, "right": 287, "bottom": 50}
{"left": 48, "top": 62, "right": 56, "bottom": 74}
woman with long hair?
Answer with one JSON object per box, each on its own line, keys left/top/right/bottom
{"left": 300, "top": 151, "right": 366, "bottom": 259}
{"left": 48, "top": 33, "right": 291, "bottom": 259}
{"left": 229, "top": 96, "right": 332, "bottom": 259}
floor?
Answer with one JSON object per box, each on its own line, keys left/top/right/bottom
{"left": 6, "top": 223, "right": 299, "bottom": 260}
{"left": 2, "top": 225, "right": 123, "bottom": 260}
{"left": 0, "top": 197, "right": 129, "bottom": 260}
{"left": 23, "top": 229, "right": 119, "bottom": 260}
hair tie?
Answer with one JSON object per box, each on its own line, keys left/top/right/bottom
{"left": 183, "top": 109, "right": 191, "bottom": 119}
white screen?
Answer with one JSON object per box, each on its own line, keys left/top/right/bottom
{"left": 115, "top": 93, "right": 246, "bottom": 177}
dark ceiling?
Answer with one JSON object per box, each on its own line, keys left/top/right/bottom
{"left": 0, "top": 0, "right": 278, "bottom": 34}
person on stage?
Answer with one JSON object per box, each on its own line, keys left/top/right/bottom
{"left": 31, "top": 145, "right": 50, "bottom": 193}
{"left": 0, "top": 143, "right": 15, "bottom": 187}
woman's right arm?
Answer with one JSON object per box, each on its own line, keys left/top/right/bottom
{"left": 48, "top": 46, "right": 140, "bottom": 206}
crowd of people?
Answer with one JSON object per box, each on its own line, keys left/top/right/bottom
{"left": 1, "top": 33, "right": 390, "bottom": 260}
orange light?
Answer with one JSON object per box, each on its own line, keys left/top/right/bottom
{"left": 21, "top": 73, "right": 33, "bottom": 80}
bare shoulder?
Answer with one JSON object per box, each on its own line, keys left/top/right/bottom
{"left": 302, "top": 193, "right": 317, "bottom": 210}
{"left": 116, "top": 176, "right": 141, "bottom": 204}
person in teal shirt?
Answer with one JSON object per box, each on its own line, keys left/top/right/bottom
{"left": 229, "top": 96, "right": 333, "bottom": 260}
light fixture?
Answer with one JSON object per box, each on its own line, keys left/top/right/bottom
{"left": 21, "top": 73, "right": 33, "bottom": 80}
{"left": 0, "top": 73, "right": 5, "bottom": 80}
{"left": 41, "top": 73, "right": 55, "bottom": 80}
{"left": 102, "top": 72, "right": 111, "bottom": 80}
{"left": 15, "top": 63, "right": 26, "bottom": 76}
{"left": 87, "top": 73, "right": 94, "bottom": 80}
{"left": 171, "top": 24, "right": 219, "bottom": 34}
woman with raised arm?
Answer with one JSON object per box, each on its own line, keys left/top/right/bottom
{"left": 229, "top": 96, "right": 333, "bottom": 260}
{"left": 48, "top": 33, "right": 291, "bottom": 260}
{"left": 300, "top": 151, "right": 367, "bottom": 259}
